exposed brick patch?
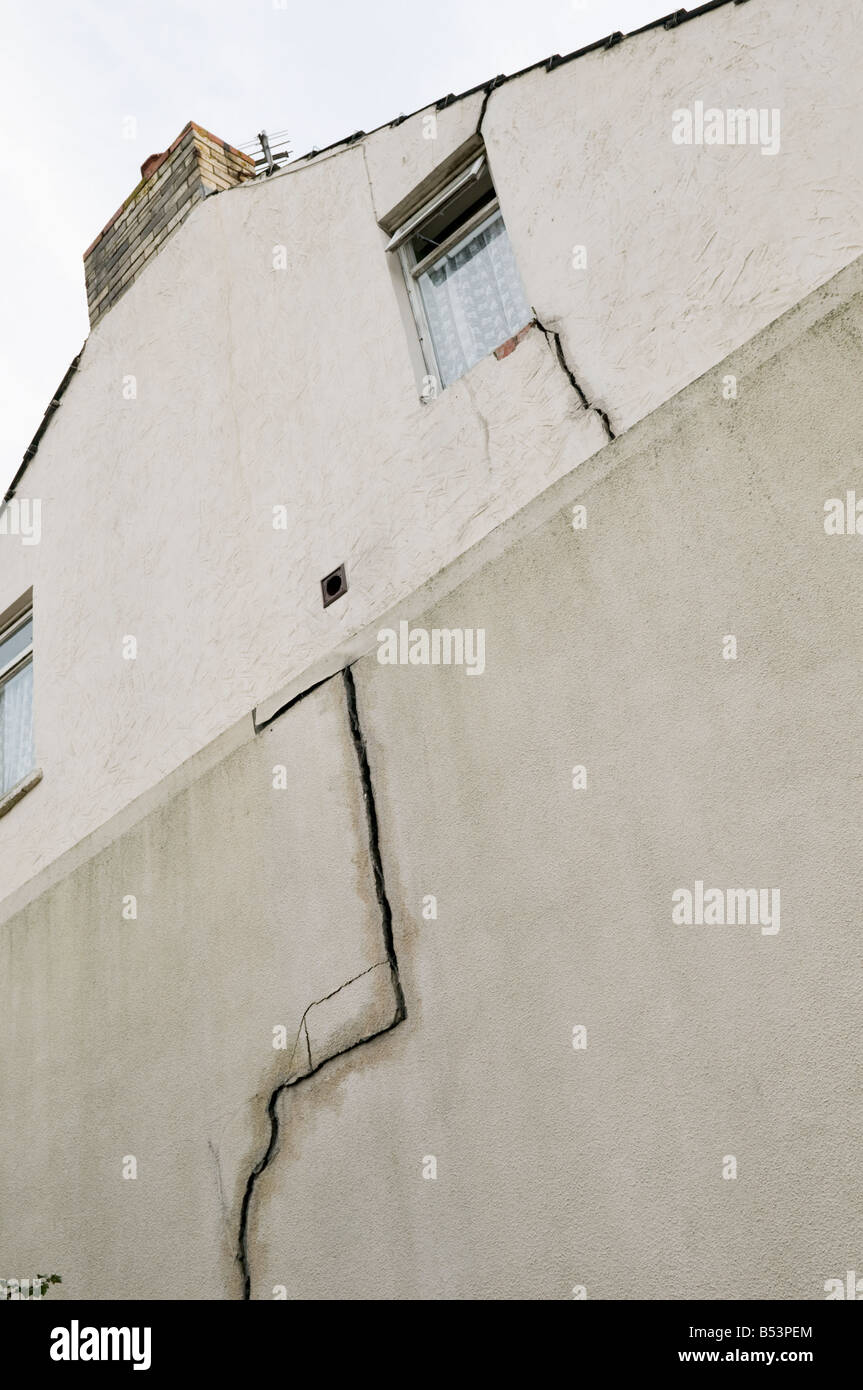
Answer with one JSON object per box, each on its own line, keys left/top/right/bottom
{"left": 493, "top": 322, "right": 534, "bottom": 360}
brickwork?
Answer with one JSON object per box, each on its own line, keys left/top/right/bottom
{"left": 84, "top": 122, "right": 254, "bottom": 328}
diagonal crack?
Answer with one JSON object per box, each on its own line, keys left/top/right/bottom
{"left": 475, "top": 75, "right": 506, "bottom": 137}
{"left": 234, "top": 665, "right": 406, "bottom": 1299}
{"left": 532, "top": 310, "right": 616, "bottom": 442}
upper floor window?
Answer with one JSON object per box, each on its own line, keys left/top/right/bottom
{"left": 387, "top": 153, "right": 531, "bottom": 394}
{"left": 0, "top": 605, "right": 34, "bottom": 797}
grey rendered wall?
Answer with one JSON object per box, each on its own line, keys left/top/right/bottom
{"left": 247, "top": 259, "right": 863, "bottom": 1300}
{"left": 0, "top": 676, "right": 402, "bottom": 1299}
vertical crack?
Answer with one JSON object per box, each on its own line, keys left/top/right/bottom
{"left": 476, "top": 75, "right": 506, "bottom": 137}
{"left": 234, "top": 665, "right": 406, "bottom": 1299}
{"left": 342, "top": 665, "right": 407, "bottom": 1025}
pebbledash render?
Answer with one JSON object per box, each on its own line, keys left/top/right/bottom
{"left": 1, "top": 0, "right": 862, "bottom": 1300}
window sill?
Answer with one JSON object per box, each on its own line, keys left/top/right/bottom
{"left": 0, "top": 767, "right": 42, "bottom": 820}
{"left": 418, "top": 321, "right": 536, "bottom": 402}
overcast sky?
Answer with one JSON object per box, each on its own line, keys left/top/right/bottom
{"left": 1, "top": 0, "right": 670, "bottom": 493}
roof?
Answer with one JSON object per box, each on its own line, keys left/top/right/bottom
{"left": 291, "top": 0, "right": 751, "bottom": 163}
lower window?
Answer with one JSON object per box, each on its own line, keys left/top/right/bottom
{"left": 0, "top": 608, "right": 34, "bottom": 796}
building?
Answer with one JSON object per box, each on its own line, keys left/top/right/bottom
{"left": 1, "top": 0, "right": 862, "bottom": 1299}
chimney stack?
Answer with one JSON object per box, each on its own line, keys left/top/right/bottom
{"left": 84, "top": 121, "right": 255, "bottom": 329}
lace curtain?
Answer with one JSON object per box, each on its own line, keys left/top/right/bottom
{"left": 418, "top": 213, "right": 532, "bottom": 388}
{"left": 1, "top": 660, "right": 34, "bottom": 794}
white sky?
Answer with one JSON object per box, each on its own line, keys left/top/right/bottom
{"left": 0, "top": 0, "right": 673, "bottom": 494}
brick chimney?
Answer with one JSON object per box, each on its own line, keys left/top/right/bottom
{"left": 84, "top": 122, "right": 255, "bottom": 328}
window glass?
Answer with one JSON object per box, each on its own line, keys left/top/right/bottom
{"left": 0, "top": 617, "right": 33, "bottom": 675}
{"left": 0, "top": 658, "right": 34, "bottom": 795}
{"left": 408, "top": 169, "right": 495, "bottom": 264}
{"left": 417, "top": 212, "right": 531, "bottom": 387}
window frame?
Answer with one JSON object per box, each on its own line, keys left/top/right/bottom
{"left": 408, "top": 202, "right": 511, "bottom": 392}
{"left": 0, "top": 604, "right": 35, "bottom": 803}
{"left": 0, "top": 609, "right": 33, "bottom": 687}
{"left": 397, "top": 231, "right": 444, "bottom": 390}
{"left": 410, "top": 197, "right": 501, "bottom": 280}
{"left": 389, "top": 153, "right": 530, "bottom": 396}
{"left": 384, "top": 152, "right": 487, "bottom": 254}
{"left": 391, "top": 154, "right": 512, "bottom": 395}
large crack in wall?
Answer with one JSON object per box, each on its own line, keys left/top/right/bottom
{"left": 533, "top": 310, "right": 617, "bottom": 442}
{"left": 235, "top": 664, "right": 406, "bottom": 1300}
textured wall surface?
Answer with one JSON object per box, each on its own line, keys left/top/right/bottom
{"left": 0, "top": 677, "right": 401, "bottom": 1299}
{"left": 1, "top": 0, "right": 861, "bottom": 907}
{"left": 249, "top": 258, "right": 863, "bottom": 1301}
{"left": 2, "top": 253, "right": 861, "bottom": 1299}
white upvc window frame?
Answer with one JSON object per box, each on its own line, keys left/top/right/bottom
{"left": 0, "top": 604, "right": 36, "bottom": 806}
{"left": 0, "top": 607, "right": 33, "bottom": 688}
{"left": 388, "top": 154, "right": 498, "bottom": 397}
{"left": 384, "top": 153, "right": 486, "bottom": 255}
